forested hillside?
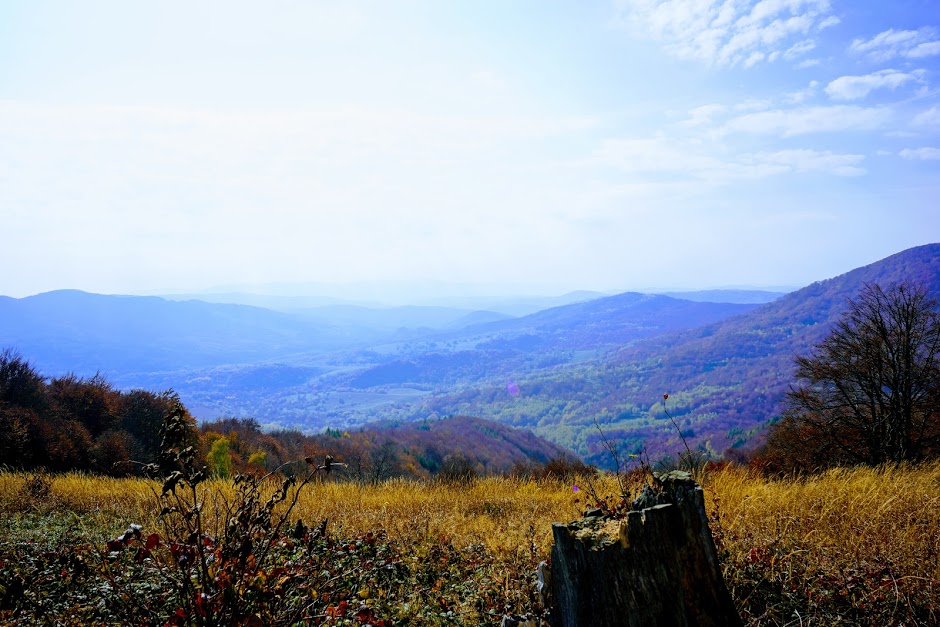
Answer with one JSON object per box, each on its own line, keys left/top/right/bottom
{"left": 0, "top": 349, "right": 575, "bottom": 479}
{"left": 0, "top": 287, "right": 758, "bottom": 428}
{"left": 202, "top": 414, "right": 579, "bottom": 482}
{"left": 3, "top": 246, "right": 937, "bottom": 469}
{"left": 391, "top": 244, "right": 940, "bottom": 465}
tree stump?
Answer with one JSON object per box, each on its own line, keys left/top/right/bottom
{"left": 549, "top": 471, "right": 740, "bottom": 627}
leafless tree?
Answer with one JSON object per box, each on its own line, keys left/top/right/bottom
{"left": 784, "top": 282, "right": 940, "bottom": 465}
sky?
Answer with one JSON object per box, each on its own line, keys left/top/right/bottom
{"left": 1, "top": 0, "right": 938, "bottom": 299}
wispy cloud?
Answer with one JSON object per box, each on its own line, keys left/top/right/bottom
{"left": 784, "top": 80, "right": 820, "bottom": 104}
{"left": 913, "top": 106, "right": 940, "bottom": 129}
{"left": 783, "top": 39, "right": 816, "bottom": 60}
{"left": 899, "top": 147, "right": 940, "bottom": 160}
{"left": 758, "top": 149, "right": 865, "bottom": 176}
{"left": 824, "top": 69, "right": 925, "bottom": 101}
{"left": 617, "top": 0, "right": 836, "bottom": 67}
{"left": 592, "top": 137, "right": 864, "bottom": 179}
{"left": 721, "top": 104, "right": 891, "bottom": 136}
{"left": 678, "top": 104, "right": 728, "bottom": 127}
{"left": 849, "top": 27, "right": 940, "bottom": 61}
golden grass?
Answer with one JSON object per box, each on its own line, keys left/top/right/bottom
{"left": 3, "top": 465, "right": 938, "bottom": 567}
{"left": 0, "top": 472, "right": 599, "bottom": 559}
{"left": 704, "top": 462, "right": 940, "bottom": 581}
{"left": 288, "top": 477, "right": 591, "bottom": 556}
{"left": 1, "top": 463, "right": 938, "bottom": 622}
{"left": 703, "top": 462, "right": 940, "bottom": 623}
{"left": 0, "top": 471, "right": 154, "bottom": 516}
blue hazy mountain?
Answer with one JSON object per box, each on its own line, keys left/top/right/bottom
{"left": 0, "top": 290, "right": 346, "bottom": 376}
{"left": 399, "top": 243, "right": 940, "bottom": 462}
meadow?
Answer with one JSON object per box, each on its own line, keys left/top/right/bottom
{"left": 1, "top": 463, "right": 938, "bottom": 625}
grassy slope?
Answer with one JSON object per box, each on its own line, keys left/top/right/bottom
{"left": 1, "top": 464, "right": 938, "bottom": 625}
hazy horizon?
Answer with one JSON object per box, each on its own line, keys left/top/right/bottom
{"left": 0, "top": 281, "right": 803, "bottom": 315}
{"left": 2, "top": 1, "right": 938, "bottom": 298}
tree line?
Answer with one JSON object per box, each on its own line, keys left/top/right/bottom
{"left": 4, "top": 279, "right": 937, "bottom": 478}
{"left": 0, "top": 349, "right": 584, "bottom": 481}
{"left": 0, "top": 349, "right": 192, "bottom": 474}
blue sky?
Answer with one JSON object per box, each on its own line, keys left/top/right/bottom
{"left": 1, "top": 0, "right": 938, "bottom": 298}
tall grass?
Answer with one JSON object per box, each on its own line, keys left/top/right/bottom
{"left": 705, "top": 462, "right": 940, "bottom": 624}
{"left": 1, "top": 464, "right": 938, "bottom": 624}
{"left": 0, "top": 472, "right": 596, "bottom": 555}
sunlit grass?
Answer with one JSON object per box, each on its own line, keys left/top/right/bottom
{"left": 1, "top": 464, "right": 939, "bottom": 624}
{"left": 703, "top": 461, "right": 940, "bottom": 624}
{"left": 0, "top": 472, "right": 598, "bottom": 556}
{"left": 705, "top": 462, "right": 940, "bottom": 577}
{"left": 290, "top": 476, "right": 594, "bottom": 556}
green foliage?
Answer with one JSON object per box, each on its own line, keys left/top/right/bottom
{"left": 246, "top": 450, "right": 267, "bottom": 468}
{"left": 206, "top": 437, "right": 232, "bottom": 479}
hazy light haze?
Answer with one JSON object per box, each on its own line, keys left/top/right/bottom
{"left": 1, "top": 1, "right": 938, "bottom": 298}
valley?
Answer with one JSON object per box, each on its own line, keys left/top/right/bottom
{"left": 2, "top": 244, "right": 938, "bottom": 467}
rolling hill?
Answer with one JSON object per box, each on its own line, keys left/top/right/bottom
{"left": 147, "top": 291, "right": 760, "bottom": 426}
{"left": 7, "top": 243, "right": 934, "bottom": 467}
{"left": 0, "top": 286, "right": 762, "bottom": 431}
{"left": 0, "top": 290, "right": 346, "bottom": 375}
{"left": 249, "top": 414, "right": 581, "bottom": 479}
{"left": 384, "top": 244, "right": 940, "bottom": 465}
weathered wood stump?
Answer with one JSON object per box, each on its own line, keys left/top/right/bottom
{"left": 549, "top": 471, "right": 740, "bottom": 627}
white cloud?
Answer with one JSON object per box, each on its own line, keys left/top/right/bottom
{"left": 735, "top": 98, "right": 773, "bottom": 112}
{"left": 755, "top": 149, "right": 865, "bottom": 176}
{"left": 591, "top": 137, "right": 863, "bottom": 179}
{"left": 618, "top": 0, "right": 836, "bottom": 67}
{"left": 721, "top": 105, "right": 890, "bottom": 136}
{"left": 908, "top": 40, "right": 940, "bottom": 58}
{"left": 849, "top": 27, "right": 940, "bottom": 61}
{"left": 784, "top": 80, "right": 819, "bottom": 104}
{"left": 913, "top": 106, "right": 940, "bottom": 128}
{"left": 824, "top": 69, "right": 925, "bottom": 100}
{"left": 679, "top": 104, "right": 727, "bottom": 127}
{"left": 899, "top": 147, "right": 940, "bottom": 160}
{"left": 783, "top": 39, "right": 816, "bottom": 60}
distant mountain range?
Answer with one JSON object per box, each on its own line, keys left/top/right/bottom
{"left": 656, "top": 289, "right": 788, "bottom": 304}
{"left": 2, "top": 244, "right": 935, "bottom": 466}
{"left": 394, "top": 244, "right": 940, "bottom": 463}
{"left": 0, "top": 290, "right": 341, "bottom": 375}
{"left": 159, "top": 284, "right": 612, "bottom": 316}
{"left": 0, "top": 285, "right": 764, "bottom": 430}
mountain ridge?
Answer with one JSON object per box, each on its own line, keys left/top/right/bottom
{"left": 4, "top": 245, "right": 935, "bottom": 466}
{"left": 391, "top": 244, "right": 940, "bottom": 463}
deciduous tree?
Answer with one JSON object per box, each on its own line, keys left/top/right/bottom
{"left": 772, "top": 282, "right": 940, "bottom": 468}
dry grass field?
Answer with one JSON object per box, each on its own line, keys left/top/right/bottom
{"left": 1, "top": 463, "right": 938, "bottom": 625}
